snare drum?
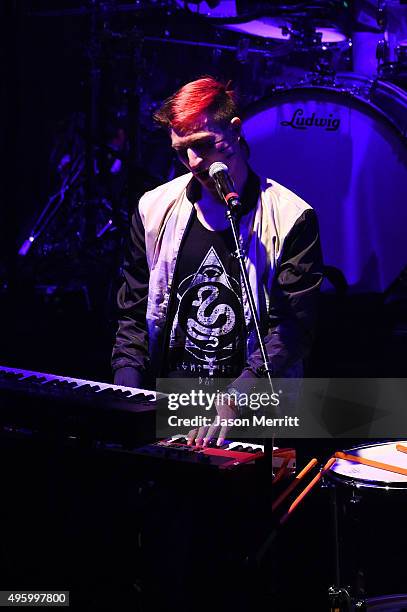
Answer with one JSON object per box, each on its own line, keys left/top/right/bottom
{"left": 329, "top": 441, "right": 407, "bottom": 488}
{"left": 325, "top": 441, "right": 407, "bottom": 599}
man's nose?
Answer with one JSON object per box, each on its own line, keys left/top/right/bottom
{"left": 187, "top": 148, "right": 203, "bottom": 169}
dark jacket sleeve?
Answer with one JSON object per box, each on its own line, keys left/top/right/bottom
{"left": 111, "top": 203, "right": 150, "bottom": 388}
{"left": 233, "top": 208, "right": 323, "bottom": 387}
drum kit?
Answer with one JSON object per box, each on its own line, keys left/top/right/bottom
{"left": 22, "top": 1, "right": 407, "bottom": 297}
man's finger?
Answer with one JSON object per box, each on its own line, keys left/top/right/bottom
{"left": 187, "top": 428, "right": 198, "bottom": 446}
{"left": 216, "top": 423, "right": 230, "bottom": 447}
{"left": 202, "top": 421, "right": 220, "bottom": 447}
{"left": 195, "top": 425, "right": 209, "bottom": 446}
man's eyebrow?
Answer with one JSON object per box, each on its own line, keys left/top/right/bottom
{"left": 172, "top": 135, "right": 214, "bottom": 149}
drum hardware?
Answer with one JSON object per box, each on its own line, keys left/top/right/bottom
{"left": 236, "top": 37, "right": 250, "bottom": 62}
{"left": 376, "top": 38, "right": 390, "bottom": 64}
{"left": 143, "top": 32, "right": 294, "bottom": 59}
{"left": 19, "top": 5, "right": 155, "bottom": 269}
{"left": 282, "top": 21, "right": 324, "bottom": 48}
{"left": 280, "top": 21, "right": 352, "bottom": 75}
{"left": 352, "top": 0, "right": 407, "bottom": 84}
{"left": 327, "top": 483, "right": 368, "bottom": 611}
{"left": 222, "top": 18, "right": 351, "bottom": 74}
{"left": 377, "top": 0, "right": 387, "bottom": 31}
{"left": 327, "top": 467, "right": 367, "bottom": 612}
{"left": 396, "top": 42, "right": 407, "bottom": 64}
{"left": 328, "top": 473, "right": 354, "bottom": 612}
{"left": 349, "top": 489, "right": 363, "bottom": 505}
{"left": 18, "top": 154, "right": 84, "bottom": 257}
{"left": 330, "top": 588, "right": 369, "bottom": 612}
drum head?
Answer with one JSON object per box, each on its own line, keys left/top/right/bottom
{"left": 328, "top": 441, "right": 407, "bottom": 489}
{"left": 244, "top": 77, "right": 407, "bottom": 292}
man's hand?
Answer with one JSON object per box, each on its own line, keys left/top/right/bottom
{"left": 187, "top": 397, "right": 239, "bottom": 447}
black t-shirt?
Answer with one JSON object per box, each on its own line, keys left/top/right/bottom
{"left": 165, "top": 212, "right": 247, "bottom": 378}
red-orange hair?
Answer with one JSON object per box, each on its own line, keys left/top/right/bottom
{"left": 153, "top": 76, "right": 239, "bottom": 134}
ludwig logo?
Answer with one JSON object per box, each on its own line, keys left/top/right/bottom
{"left": 281, "top": 108, "right": 340, "bottom": 131}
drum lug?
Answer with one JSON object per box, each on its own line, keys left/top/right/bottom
{"left": 328, "top": 585, "right": 367, "bottom": 611}
{"left": 350, "top": 489, "right": 362, "bottom": 505}
{"left": 320, "top": 474, "right": 331, "bottom": 488}
{"left": 376, "top": 39, "right": 390, "bottom": 64}
{"left": 328, "top": 585, "right": 353, "bottom": 611}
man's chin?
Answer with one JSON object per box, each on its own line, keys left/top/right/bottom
{"left": 194, "top": 171, "right": 216, "bottom": 191}
{"left": 194, "top": 170, "right": 209, "bottom": 181}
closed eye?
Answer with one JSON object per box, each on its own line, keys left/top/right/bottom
{"left": 173, "top": 138, "right": 226, "bottom": 159}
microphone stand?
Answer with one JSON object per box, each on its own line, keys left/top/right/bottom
{"left": 224, "top": 201, "right": 276, "bottom": 402}
{"left": 223, "top": 195, "right": 283, "bottom": 603}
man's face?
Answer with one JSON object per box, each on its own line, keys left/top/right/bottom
{"left": 170, "top": 115, "right": 243, "bottom": 193}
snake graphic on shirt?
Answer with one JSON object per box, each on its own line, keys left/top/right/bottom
{"left": 170, "top": 246, "right": 244, "bottom": 365}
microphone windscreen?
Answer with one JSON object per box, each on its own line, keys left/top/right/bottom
{"left": 208, "top": 161, "right": 228, "bottom": 178}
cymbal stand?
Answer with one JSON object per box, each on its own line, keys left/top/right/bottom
{"left": 327, "top": 483, "right": 353, "bottom": 612}
{"left": 325, "top": 478, "right": 366, "bottom": 612}
{"left": 83, "top": 0, "right": 102, "bottom": 246}
{"left": 18, "top": 155, "right": 84, "bottom": 256}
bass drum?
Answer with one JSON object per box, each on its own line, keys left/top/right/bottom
{"left": 243, "top": 74, "right": 407, "bottom": 292}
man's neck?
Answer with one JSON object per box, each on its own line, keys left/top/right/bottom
{"left": 194, "top": 193, "right": 230, "bottom": 231}
{"left": 194, "top": 162, "right": 253, "bottom": 231}
{"left": 233, "top": 160, "right": 249, "bottom": 197}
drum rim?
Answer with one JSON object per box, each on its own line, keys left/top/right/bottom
{"left": 243, "top": 74, "right": 407, "bottom": 142}
{"left": 325, "top": 440, "right": 407, "bottom": 490}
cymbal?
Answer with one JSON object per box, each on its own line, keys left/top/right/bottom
{"left": 222, "top": 17, "right": 347, "bottom": 44}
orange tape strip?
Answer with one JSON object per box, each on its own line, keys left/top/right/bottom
{"left": 396, "top": 443, "right": 407, "bottom": 454}
{"left": 335, "top": 451, "right": 407, "bottom": 477}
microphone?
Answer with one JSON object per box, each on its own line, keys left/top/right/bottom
{"left": 208, "top": 162, "right": 242, "bottom": 212}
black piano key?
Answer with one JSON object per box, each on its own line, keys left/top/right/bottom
{"left": 111, "top": 389, "right": 133, "bottom": 397}
{"left": 57, "top": 380, "right": 78, "bottom": 388}
{"left": 128, "top": 392, "right": 154, "bottom": 402}
{"left": 0, "top": 371, "right": 25, "bottom": 380}
{"left": 97, "top": 388, "right": 128, "bottom": 397}
{"left": 21, "top": 375, "right": 48, "bottom": 385}
{"left": 72, "top": 383, "right": 100, "bottom": 393}
{"left": 41, "top": 379, "right": 65, "bottom": 388}
{"left": 207, "top": 439, "right": 219, "bottom": 448}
